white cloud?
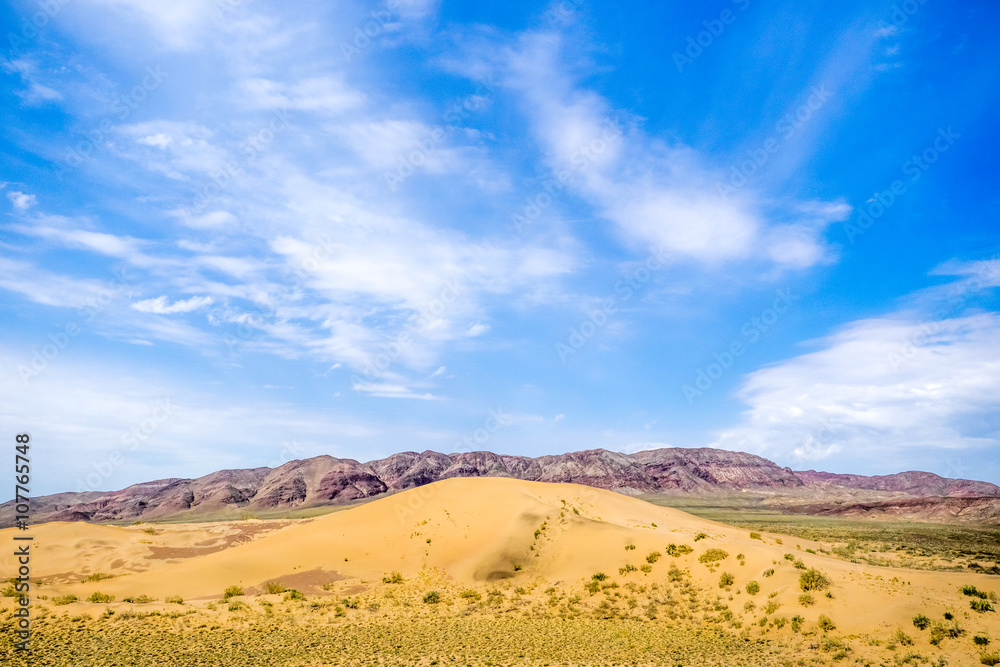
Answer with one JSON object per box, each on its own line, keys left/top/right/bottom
{"left": 131, "top": 295, "right": 214, "bottom": 314}
{"left": 6, "top": 191, "right": 37, "bottom": 210}
{"left": 713, "top": 312, "right": 1000, "bottom": 462}
{"left": 350, "top": 380, "right": 439, "bottom": 400}
{"left": 505, "top": 32, "right": 848, "bottom": 269}
{"left": 240, "top": 76, "right": 364, "bottom": 113}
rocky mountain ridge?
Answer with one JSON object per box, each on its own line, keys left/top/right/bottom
{"left": 3, "top": 447, "right": 997, "bottom": 526}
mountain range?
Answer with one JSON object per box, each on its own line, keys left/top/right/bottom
{"left": 4, "top": 447, "right": 999, "bottom": 526}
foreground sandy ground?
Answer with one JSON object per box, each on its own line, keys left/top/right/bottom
{"left": 2, "top": 478, "right": 998, "bottom": 665}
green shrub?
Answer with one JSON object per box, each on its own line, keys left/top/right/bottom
{"left": 762, "top": 568, "right": 775, "bottom": 578}
{"left": 791, "top": 615, "right": 805, "bottom": 633}
{"left": 750, "top": 532, "right": 762, "bottom": 540}
{"left": 122, "top": 595, "right": 154, "bottom": 604}
{"left": 262, "top": 581, "right": 287, "bottom": 595}
{"left": 283, "top": 589, "right": 305, "bottom": 602}
{"left": 798, "top": 593, "right": 815, "bottom": 607}
{"left": 423, "top": 591, "right": 440, "bottom": 604}
{"left": 698, "top": 548, "right": 729, "bottom": 564}
{"left": 585, "top": 581, "right": 600, "bottom": 594}
{"left": 974, "top": 635, "right": 990, "bottom": 646}
{"left": 619, "top": 564, "right": 638, "bottom": 575}
{"left": 646, "top": 551, "right": 661, "bottom": 564}
{"left": 624, "top": 544, "right": 636, "bottom": 551}
{"left": 818, "top": 615, "right": 836, "bottom": 632}
{"left": 228, "top": 600, "right": 247, "bottom": 612}
{"left": 53, "top": 594, "right": 77, "bottom": 606}
{"left": 981, "top": 653, "right": 1000, "bottom": 666}
{"left": 719, "top": 572, "right": 735, "bottom": 588}
{"left": 894, "top": 628, "right": 913, "bottom": 645}
{"left": 971, "top": 598, "right": 995, "bottom": 613}
{"left": 745, "top": 580, "right": 760, "bottom": 596}
{"left": 382, "top": 571, "right": 404, "bottom": 584}
{"left": 784, "top": 553, "right": 796, "bottom": 561}
{"left": 592, "top": 572, "right": 607, "bottom": 581}
{"left": 165, "top": 596, "right": 183, "bottom": 604}
{"left": 640, "top": 564, "right": 652, "bottom": 573}
{"left": 459, "top": 589, "right": 481, "bottom": 601}
{"left": 223, "top": 585, "right": 244, "bottom": 600}
{"left": 694, "top": 532, "right": 707, "bottom": 542}
{"left": 799, "top": 568, "right": 831, "bottom": 591}
{"left": 85, "top": 573, "right": 114, "bottom": 582}
{"left": 765, "top": 600, "right": 780, "bottom": 614}
{"left": 87, "top": 592, "right": 114, "bottom": 603}
{"left": 667, "top": 565, "right": 685, "bottom": 582}
{"left": 912, "top": 614, "right": 931, "bottom": 629}
{"left": 963, "top": 585, "right": 987, "bottom": 598}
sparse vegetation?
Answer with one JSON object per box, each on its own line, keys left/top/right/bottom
{"left": 693, "top": 532, "right": 707, "bottom": 542}
{"left": 798, "top": 593, "right": 815, "bottom": 607}
{"left": 84, "top": 573, "right": 114, "bottom": 582}
{"left": 283, "top": 590, "right": 305, "bottom": 602}
{"left": 718, "top": 572, "right": 734, "bottom": 588}
{"left": 52, "top": 594, "right": 77, "bottom": 606}
{"left": 165, "top": 596, "right": 184, "bottom": 604}
{"left": 799, "top": 567, "right": 831, "bottom": 591}
{"left": 422, "top": 591, "right": 441, "bottom": 604}
{"left": 745, "top": 580, "right": 760, "bottom": 595}
{"left": 749, "top": 532, "right": 762, "bottom": 540}
{"left": 223, "top": 585, "right": 244, "bottom": 600}
{"left": 262, "top": 581, "right": 288, "bottom": 595}
{"left": 122, "top": 595, "right": 154, "bottom": 604}
{"left": 818, "top": 614, "right": 836, "bottom": 632}
{"left": 913, "top": 614, "right": 931, "bottom": 630}
{"left": 698, "top": 548, "right": 729, "bottom": 564}
{"left": 972, "top": 598, "right": 996, "bottom": 613}
{"left": 645, "top": 551, "right": 661, "bottom": 564}
{"left": 87, "top": 592, "right": 114, "bottom": 603}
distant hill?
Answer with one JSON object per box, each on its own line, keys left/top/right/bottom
{"left": 2, "top": 447, "right": 998, "bottom": 526}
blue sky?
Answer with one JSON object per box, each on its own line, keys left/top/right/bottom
{"left": 2, "top": 0, "right": 999, "bottom": 495}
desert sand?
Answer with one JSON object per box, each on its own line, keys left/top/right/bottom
{"left": 2, "top": 477, "right": 998, "bottom": 665}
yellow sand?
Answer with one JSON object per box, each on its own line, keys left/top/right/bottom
{"left": 3, "top": 477, "right": 998, "bottom": 640}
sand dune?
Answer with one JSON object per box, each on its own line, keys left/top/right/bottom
{"left": 3, "top": 477, "right": 998, "bottom": 644}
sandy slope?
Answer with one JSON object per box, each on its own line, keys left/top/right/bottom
{"left": 3, "top": 477, "right": 998, "bottom": 640}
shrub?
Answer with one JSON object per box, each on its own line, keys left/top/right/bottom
{"left": 974, "top": 635, "right": 991, "bottom": 646}
{"left": 750, "top": 532, "right": 762, "bottom": 540}
{"left": 981, "top": 653, "right": 1000, "bottom": 666}
{"left": 422, "top": 591, "right": 440, "bottom": 604}
{"left": 122, "top": 595, "right": 154, "bottom": 604}
{"left": 799, "top": 593, "right": 815, "bottom": 607}
{"left": 53, "top": 594, "right": 77, "bottom": 606}
{"left": 619, "top": 564, "right": 638, "bottom": 575}
{"left": 791, "top": 615, "right": 805, "bottom": 633}
{"left": 765, "top": 600, "right": 780, "bottom": 614}
{"left": 762, "top": 568, "right": 775, "bottom": 578}
{"left": 971, "top": 599, "right": 996, "bottom": 613}
{"left": 745, "top": 580, "right": 760, "bottom": 596}
{"left": 698, "top": 549, "right": 729, "bottom": 564}
{"left": 624, "top": 544, "right": 636, "bottom": 551}
{"left": 640, "top": 564, "right": 652, "bottom": 573}
{"left": 382, "top": 571, "right": 404, "bottom": 584}
{"left": 85, "top": 573, "right": 114, "bottom": 582}
{"left": 87, "top": 592, "right": 114, "bottom": 603}
{"left": 719, "top": 572, "right": 735, "bottom": 588}
{"left": 667, "top": 565, "right": 685, "bottom": 582}
{"left": 342, "top": 597, "right": 359, "bottom": 609}
{"left": 694, "top": 532, "right": 707, "bottom": 542}
{"left": 818, "top": 615, "right": 836, "bottom": 632}
{"left": 284, "top": 589, "right": 305, "bottom": 602}
{"left": 228, "top": 600, "right": 247, "bottom": 612}
{"left": 783, "top": 553, "right": 796, "bottom": 561}
{"left": 513, "top": 564, "right": 522, "bottom": 572}
{"left": 262, "top": 581, "right": 287, "bottom": 595}
{"left": 646, "top": 551, "right": 661, "bottom": 564}
{"left": 799, "top": 568, "right": 831, "bottom": 591}
{"left": 944, "top": 612, "right": 954, "bottom": 620}
{"left": 165, "top": 596, "right": 184, "bottom": 604}
{"left": 223, "top": 585, "right": 244, "bottom": 600}
{"left": 912, "top": 614, "right": 931, "bottom": 630}
{"left": 963, "top": 585, "right": 988, "bottom": 599}
{"left": 894, "top": 628, "right": 913, "bottom": 646}
{"left": 585, "top": 581, "right": 600, "bottom": 595}
{"left": 592, "top": 572, "right": 607, "bottom": 581}
{"left": 459, "top": 589, "right": 481, "bottom": 601}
